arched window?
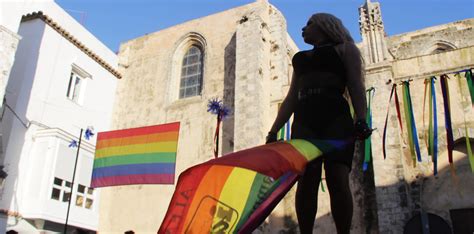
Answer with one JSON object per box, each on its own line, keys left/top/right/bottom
{"left": 425, "top": 41, "right": 456, "bottom": 55}
{"left": 179, "top": 46, "right": 203, "bottom": 98}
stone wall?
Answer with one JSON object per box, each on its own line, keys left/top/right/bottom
{"left": 100, "top": 1, "right": 298, "bottom": 232}
{"left": 105, "top": 0, "right": 474, "bottom": 232}
{"left": 387, "top": 19, "right": 474, "bottom": 60}
{"left": 367, "top": 32, "right": 474, "bottom": 233}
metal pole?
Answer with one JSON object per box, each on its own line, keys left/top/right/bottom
{"left": 64, "top": 128, "right": 83, "bottom": 233}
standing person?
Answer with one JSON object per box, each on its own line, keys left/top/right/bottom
{"left": 266, "top": 13, "right": 371, "bottom": 234}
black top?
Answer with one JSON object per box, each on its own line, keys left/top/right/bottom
{"left": 291, "top": 45, "right": 353, "bottom": 140}
{"left": 292, "top": 45, "right": 347, "bottom": 94}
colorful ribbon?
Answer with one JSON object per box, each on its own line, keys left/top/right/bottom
{"left": 382, "top": 84, "right": 396, "bottom": 159}
{"left": 440, "top": 75, "right": 455, "bottom": 171}
{"left": 455, "top": 72, "right": 474, "bottom": 173}
{"left": 428, "top": 77, "right": 438, "bottom": 175}
{"left": 363, "top": 87, "right": 375, "bottom": 171}
{"left": 394, "top": 84, "right": 405, "bottom": 144}
{"left": 213, "top": 115, "right": 222, "bottom": 158}
{"left": 320, "top": 178, "right": 326, "bottom": 192}
{"left": 402, "top": 81, "right": 422, "bottom": 166}
{"left": 422, "top": 79, "right": 429, "bottom": 148}
{"left": 278, "top": 120, "right": 291, "bottom": 141}
{"left": 465, "top": 69, "right": 474, "bottom": 107}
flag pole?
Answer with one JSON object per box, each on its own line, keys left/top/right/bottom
{"left": 64, "top": 128, "right": 83, "bottom": 233}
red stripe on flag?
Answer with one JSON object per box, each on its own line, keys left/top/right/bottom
{"left": 91, "top": 174, "right": 175, "bottom": 188}
{"left": 97, "top": 122, "right": 180, "bottom": 141}
{"left": 159, "top": 164, "right": 212, "bottom": 234}
{"left": 209, "top": 143, "right": 305, "bottom": 179}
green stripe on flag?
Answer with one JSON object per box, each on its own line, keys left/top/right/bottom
{"left": 235, "top": 173, "right": 267, "bottom": 230}
{"left": 93, "top": 153, "right": 176, "bottom": 168}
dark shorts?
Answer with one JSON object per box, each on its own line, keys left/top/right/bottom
{"left": 291, "top": 95, "right": 355, "bottom": 169}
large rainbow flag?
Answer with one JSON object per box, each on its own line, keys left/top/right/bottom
{"left": 91, "top": 122, "right": 180, "bottom": 188}
{"left": 159, "top": 139, "right": 349, "bottom": 233}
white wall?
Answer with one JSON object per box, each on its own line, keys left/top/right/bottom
{"left": 0, "top": 0, "right": 53, "bottom": 33}
{"left": 17, "top": 129, "right": 99, "bottom": 230}
{"left": 0, "top": 3, "right": 117, "bottom": 232}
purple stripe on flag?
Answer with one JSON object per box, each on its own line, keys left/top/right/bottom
{"left": 92, "top": 163, "right": 175, "bottom": 179}
{"left": 91, "top": 174, "right": 175, "bottom": 188}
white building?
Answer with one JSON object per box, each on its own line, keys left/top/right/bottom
{"left": 0, "top": 2, "right": 120, "bottom": 233}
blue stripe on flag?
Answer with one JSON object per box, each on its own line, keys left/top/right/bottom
{"left": 92, "top": 163, "right": 175, "bottom": 178}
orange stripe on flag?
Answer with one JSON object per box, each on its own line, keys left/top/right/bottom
{"left": 182, "top": 165, "right": 234, "bottom": 233}
{"left": 96, "top": 131, "right": 179, "bottom": 150}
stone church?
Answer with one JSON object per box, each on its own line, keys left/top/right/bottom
{"left": 99, "top": 0, "right": 474, "bottom": 233}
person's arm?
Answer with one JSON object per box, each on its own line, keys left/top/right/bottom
{"left": 267, "top": 72, "right": 298, "bottom": 142}
{"left": 337, "top": 43, "right": 372, "bottom": 139}
{"left": 338, "top": 42, "right": 367, "bottom": 121}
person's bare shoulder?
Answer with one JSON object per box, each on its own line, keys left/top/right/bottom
{"left": 334, "top": 42, "right": 360, "bottom": 60}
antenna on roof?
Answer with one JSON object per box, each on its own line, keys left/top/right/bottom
{"left": 65, "top": 9, "right": 87, "bottom": 26}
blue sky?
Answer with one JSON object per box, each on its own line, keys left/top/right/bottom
{"left": 55, "top": 0, "right": 474, "bottom": 52}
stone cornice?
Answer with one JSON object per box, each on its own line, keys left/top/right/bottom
{"left": 365, "top": 61, "right": 392, "bottom": 74}
{"left": 393, "top": 65, "right": 474, "bottom": 82}
{"left": 21, "top": 11, "right": 122, "bottom": 79}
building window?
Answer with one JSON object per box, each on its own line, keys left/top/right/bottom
{"left": 427, "top": 41, "right": 456, "bottom": 55}
{"left": 66, "top": 65, "right": 91, "bottom": 104}
{"left": 75, "top": 184, "right": 94, "bottom": 209}
{"left": 179, "top": 46, "right": 203, "bottom": 99}
{"left": 67, "top": 71, "right": 83, "bottom": 102}
{"left": 51, "top": 177, "right": 72, "bottom": 202}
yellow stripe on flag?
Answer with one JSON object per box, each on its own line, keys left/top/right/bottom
{"left": 214, "top": 167, "right": 256, "bottom": 233}
{"left": 289, "top": 139, "right": 322, "bottom": 161}
{"left": 95, "top": 141, "right": 178, "bottom": 158}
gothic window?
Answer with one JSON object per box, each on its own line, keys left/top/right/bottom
{"left": 179, "top": 46, "right": 203, "bottom": 99}
{"left": 429, "top": 42, "right": 456, "bottom": 54}
{"left": 432, "top": 47, "right": 449, "bottom": 54}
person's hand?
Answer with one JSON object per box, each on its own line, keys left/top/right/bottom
{"left": 355, "top": 119, "right": 372, "bottom": 140}
{"left": 265, "top": 132, "right": 278, "bottom": 144}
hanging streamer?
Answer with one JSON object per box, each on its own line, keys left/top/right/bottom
{"left": 278, "top": 120, "right": 291, "bottom": 141}
{"left": 207, "top": 98, "right": 231, "bottom": 158}
{"left": 382, "top": 84, "right": 396, "bottom": 159}
{"left": 286, "top": 119, "right": 291, "bottom": 141}
{"left": 455, "top": 72, "right": 474, "bottom": 173}
{"left": 440, "top": 75, "right": 456, "bottom": 175}
{"left": 363, "top": 87, "right": 375, "bottom": 171}
{"left": 394, "top": 85, "right": 406, "bottom": 144}
{"left": 422, "top": 79, "right": 429, "bottom": 148}
{"left": 278, "top": 121, "right": 286, "bottom": 141}
{"left": 402, "top": 81, "right": 422, "bottom": 166}
{"left": 428, "top": 77, "right": 438, "bottom": 175}
{"left": 465, "top": 69, "right": 474, "bottom": 106}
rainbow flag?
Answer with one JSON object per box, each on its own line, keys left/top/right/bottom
{"left": 91, "top": 122, "right": 180, "bottom": 188}
{"left": 159, "top": 139, "right": 349, "bottom": 233}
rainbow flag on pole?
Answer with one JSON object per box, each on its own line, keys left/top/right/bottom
{"left": 91, "top": 122, "right": 180, "bottom": 188}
